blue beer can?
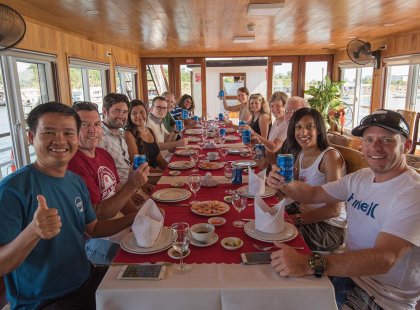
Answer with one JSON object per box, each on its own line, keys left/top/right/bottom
{"left": 242, "top": 129, "right": 251, "bottom": 144}
{"left": 254, "top": 144, "right": 265, "bottom": 159}
{"left": 193, "top": 115, "right": 199, "bottom": 122}
{"left": 218, "top": 113, "right": 224, "bottom": 122}
{"left": 182, "top": 109, "right": 189, "bottom": 119}
{"left": 175, "top": 120, "right": 184, "bottom": 131}
{"left": 133, "top": 154, "right": 146, "bottom": 170}
{"left": 219, "top": 128, "right": 226, "bottom": 137}
{"left": 219, "top": 90, "right": 225, "bottom": 98}
{"left": 232, "top": 167, "right": 243, "bottom": 184}
{"left": 239, "top": 120, "right": 246, "bottom": 127}
{"left": 277, "top": 154, "right": 294, "bottom": 183}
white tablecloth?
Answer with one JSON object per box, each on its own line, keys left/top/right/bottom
{"left": 96, "top": 264, "right": 337, "bottom": 310}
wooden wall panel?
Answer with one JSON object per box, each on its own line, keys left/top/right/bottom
{"left": 15, "top": 18, "right": 140, "bottom": 104}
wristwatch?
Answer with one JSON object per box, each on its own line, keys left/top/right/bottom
{"left": 295, "top": 213, "right": 303, "bottom": 225}
{"left": 308, "top": 252, "right": 326, "bottom": 278}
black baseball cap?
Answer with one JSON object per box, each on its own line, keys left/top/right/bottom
{"left": 351, "top": 109, "right": 410, "bottom": 138}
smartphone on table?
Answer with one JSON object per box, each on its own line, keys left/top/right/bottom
{"left": 117, "top": 264, "right": 167, "bottom": 280}
{"left": 241, "top": 252, "right": 273, "bottom": 265}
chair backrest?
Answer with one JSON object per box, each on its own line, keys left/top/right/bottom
{"left": 405, "top": 154, "right": 420, "bottom": 173}
{"left": 327, "top": 132, "right": 351, "bottom": 147}
{"left": 397, "top": 109, "right": 417, "bottom": 140}
{"left": 408, "top": 112, "right": 420, "bottom": 154}
{"left": 331, "top": 143, "right": 369, "bottom": 174}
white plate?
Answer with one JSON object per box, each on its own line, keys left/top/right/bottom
{"left": 225, "top": 128, "right": 235, "bottom": 133}
{"left": 190, "top": 232, "right": 219, "bottom": 247}
{"left": 175, "top": 149, "right": 198, "bottom": 156}
{"left": 206, "top": 156, "right": 220, "bottom": 161}
{"left": 120, "top": 228, "right": 172, "bottom": 254}
{"left": 228, "top": 148, "right": 249, "bottom": 154}
{"left": 224, "top": 135, "right": 239, "bottom": 142}
{"left": 187, "top": 137, "right": 201, "bottom": 142}
{"left": 244, "top": 220, "right": 298, "bottom": 243}
{"left": 232, "top": 160, "right": 257, "bottom": 168}
{"left": 191, "top": 201, "right": 230, "bottom": 216}
{"left": 152, "top": 188, "right": 191, "bottom": 202}
{"left": 169, "top": 170, "right": 181, "bottom": 176}
{"left": 185, "top": 129, "right": 203, "bottom": 135}
{"left": 221, "top": 237, "right": 243, "bottom": 250}
{"left": 236, "top": 185, "right": 276, "bottom": 198}
{"left": 167, "top": 248, "right": 190, "bottom": 259}
{"left": 168, "top": 161, "right": 195, "bottom": 170}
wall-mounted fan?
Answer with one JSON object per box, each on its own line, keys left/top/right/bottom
{"left": 0, "top": 4, "right": 26, "bottom": 52}
{"left": 347, "top": 39, "right": 381, "bottom": 69}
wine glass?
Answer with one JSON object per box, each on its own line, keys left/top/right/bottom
{"left": 224, "top": 165, "right": 233, "bottom": 194}
{"left": 232, "top": 194, "right": 247, "bottom": 227}
{"left": 170, "top": 222, "right": 191, "bottom": 272}
{"left": 188, "top": 174, "right": 201, "bottom": 205}
{"left": 219, "top": 136, "right": 226, "bottom": 147}
{"left": 220, "top": 147, "right": 228, "bottom": 161}
{"left": 190, "top": 152, "right": 200, "bottom": 172}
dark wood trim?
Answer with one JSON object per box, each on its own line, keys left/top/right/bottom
{"left": 219, "top": 73, "right": 246, "bottom": 100}
{"left": 206, "top": 59, "right": 267, "bottom": 67}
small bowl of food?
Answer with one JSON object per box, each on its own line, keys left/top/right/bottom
{"left": 169, "top": 170, "right": 181, "bottom": 176}
{"left": 170, "top": 182, "right": 184, "bottom": 188}
{"left": 207, "top": 217, "right": 226, "bottom": 227}
{"left": 221, "top": 237, "right": 243, "bottom": 250}
{"left": 190, "top": 223, "right": 215, "bottom": 243}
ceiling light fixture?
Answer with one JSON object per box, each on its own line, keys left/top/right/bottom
{"left": 85, "top": 10, "right": 99, "bottom": 15}
{"left": 233, "top": 36, "right": 256, "bottom": 43}
{"left": 247, "top": 1, "right": 285, "bottom": 16}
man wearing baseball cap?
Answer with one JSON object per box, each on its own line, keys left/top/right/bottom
{"left": 267, "top": 109, "right": 420, "bottom": 309}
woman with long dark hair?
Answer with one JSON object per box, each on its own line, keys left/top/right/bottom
{"left": 124, "top": 99, "right": 168, "bottom": 172}
{"left": 286, "top": 107, "right": 346, "bottom": 252}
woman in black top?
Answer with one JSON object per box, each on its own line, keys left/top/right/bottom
{"left": 247, "top": 93, "right": 271, "bottom": 139}
{"left": 124, "top": 99, "right": 168, "bottom": 171}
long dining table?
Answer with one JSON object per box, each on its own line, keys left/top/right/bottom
{"left": 96, "top": 125, "right": 338, "bottom": 310}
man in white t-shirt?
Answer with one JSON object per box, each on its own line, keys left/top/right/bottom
{"left": 267, "top": 109, "right": 420, "bottom": 310}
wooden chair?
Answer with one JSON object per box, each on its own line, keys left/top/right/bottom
{"left": 327, "top": 131, "right": 362, "bottom": 150}
{"left": 405, "top": 154, "right": 420, "bottom": 173}
{"left": 408, "top": 112, "right": 420, "bottom": 154}
{"left": 331, "top": 144, "right": 368, "bottom": 174}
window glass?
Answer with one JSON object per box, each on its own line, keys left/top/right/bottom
{"left": 304, "top": 61, "right": 328, "bottom": 96}
{"left": 180, "top": 65, "right": 192, "bottom": 95}
{"left": 272, "top": 62, "right": 292, "bottom": 96}
{"left": 70, "top": 67, "right": 84, "bottom": 102}
{"left": 384, "top": 65, "right": 409, "bottom": 110}
{"left": 116, "top": 71, "right": 135, "bottom": 100}
{"left": 88, "top": 69, "right": 103, "bottom": 110}
{"left": 358, "top": 67, "right": 373, "bottom": 124}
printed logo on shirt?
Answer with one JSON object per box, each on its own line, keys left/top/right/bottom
{"left": 75, "top": 197, "right": 84, "bottom": 212}
{"left": 347, "top": 193, "right": 378, "bottom": 219}
{"left": 98, "top": 166, "right": 118, "bottom": 200}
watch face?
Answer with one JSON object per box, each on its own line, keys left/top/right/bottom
{"left": 309, "top": 253, "right": 326, "bottom": 276}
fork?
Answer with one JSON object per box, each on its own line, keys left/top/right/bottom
{"left": 252, "top": 243, "right": 304, "bottom": 251}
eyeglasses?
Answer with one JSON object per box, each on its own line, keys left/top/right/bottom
{"left": 154, "top": 106, "right": 167, "bottom": 111}
{"left": 359, "top": 111, "right": 409, "bottom": 137}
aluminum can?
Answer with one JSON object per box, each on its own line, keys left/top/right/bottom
{"left": 277, "top": 154, "right": 294, "bottom": 182}
{"left": 242, "top": 129, "right": 251, "bottom": 144}
{"left": 238, "top": 120, "right": 246, "bottom": 127}
{"left": 232, "top": 167, "right": 243, "bottom": 184}
{"left": 218, "top": 113, "right": 224, "bottom": 122}
{"left": 254, "top": 144, "right": 265, "bottom": 159}
{"left": 133, "top": 154, "right": 146, "bottom": 170}
{"left": 181, "top": 109, "right": 189, "bottom": 119}
{"left": 218, "top": 90, "right": 225, "bottom": 98}
{"left": 193, "top": 115, "right": 199, "bottom": 122}
{"left": 175, "top": 120, "right": 183, "bottom": 131}
{"left": 219, "top": 128, "right": 226, "bottom": 137}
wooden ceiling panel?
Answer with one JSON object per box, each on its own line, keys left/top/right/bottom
{"left": 3, "top": 0, "right": 420, "bottom": 56}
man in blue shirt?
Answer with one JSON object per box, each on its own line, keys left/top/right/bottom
{"left": 0, "top": 102, "right": 139, "bottom": 309}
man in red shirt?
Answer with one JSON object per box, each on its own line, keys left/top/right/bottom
{"left": 68, "top": 101, "right": 149, "bottom": 265}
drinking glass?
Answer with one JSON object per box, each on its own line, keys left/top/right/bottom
{"left": 170, "top": 222, "right": 191, "bottom": 272}
{"left": 188, "top": 174, "right": 201, "bottom": 205}
{"left": 220, "top": 147, "right": 228, "bottom": 161}
{"left": 219, "top": 136, "right": 226, "bottom": 147}
{"left": 232, "top": 194, "right": 247, "bottom": 227}
{"left": 190, "top": 152, "right": 200, "bottom": 172}
{"left": 224, "top": 165, "right": 233, "bottom": 194}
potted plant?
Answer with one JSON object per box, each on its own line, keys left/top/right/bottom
{"left": 304, "top": 76, "right": 344, "bottom": 130}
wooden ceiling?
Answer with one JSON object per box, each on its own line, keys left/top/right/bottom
{"left": 4, "top": 0, "right": 420, "bottom": 56}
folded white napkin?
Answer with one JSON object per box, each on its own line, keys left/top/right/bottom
{"left": 248, "top": 168, "right": 266, "bottom": 196}
{"left": 132, "top": 199, "right": 164, "bottom": 248}
{"left": 201, "top": 172, "right": 218, "bottom": 187}
{"left": 254, "top": 194, "right": 285, "bottom": 234}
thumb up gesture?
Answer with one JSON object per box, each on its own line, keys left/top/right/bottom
{"left": 32, "top": 194, "right": 62, "bottom": 240}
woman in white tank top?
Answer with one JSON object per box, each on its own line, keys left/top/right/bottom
{"left": 285, "top": 108, "right": 347, "bottom": 252}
